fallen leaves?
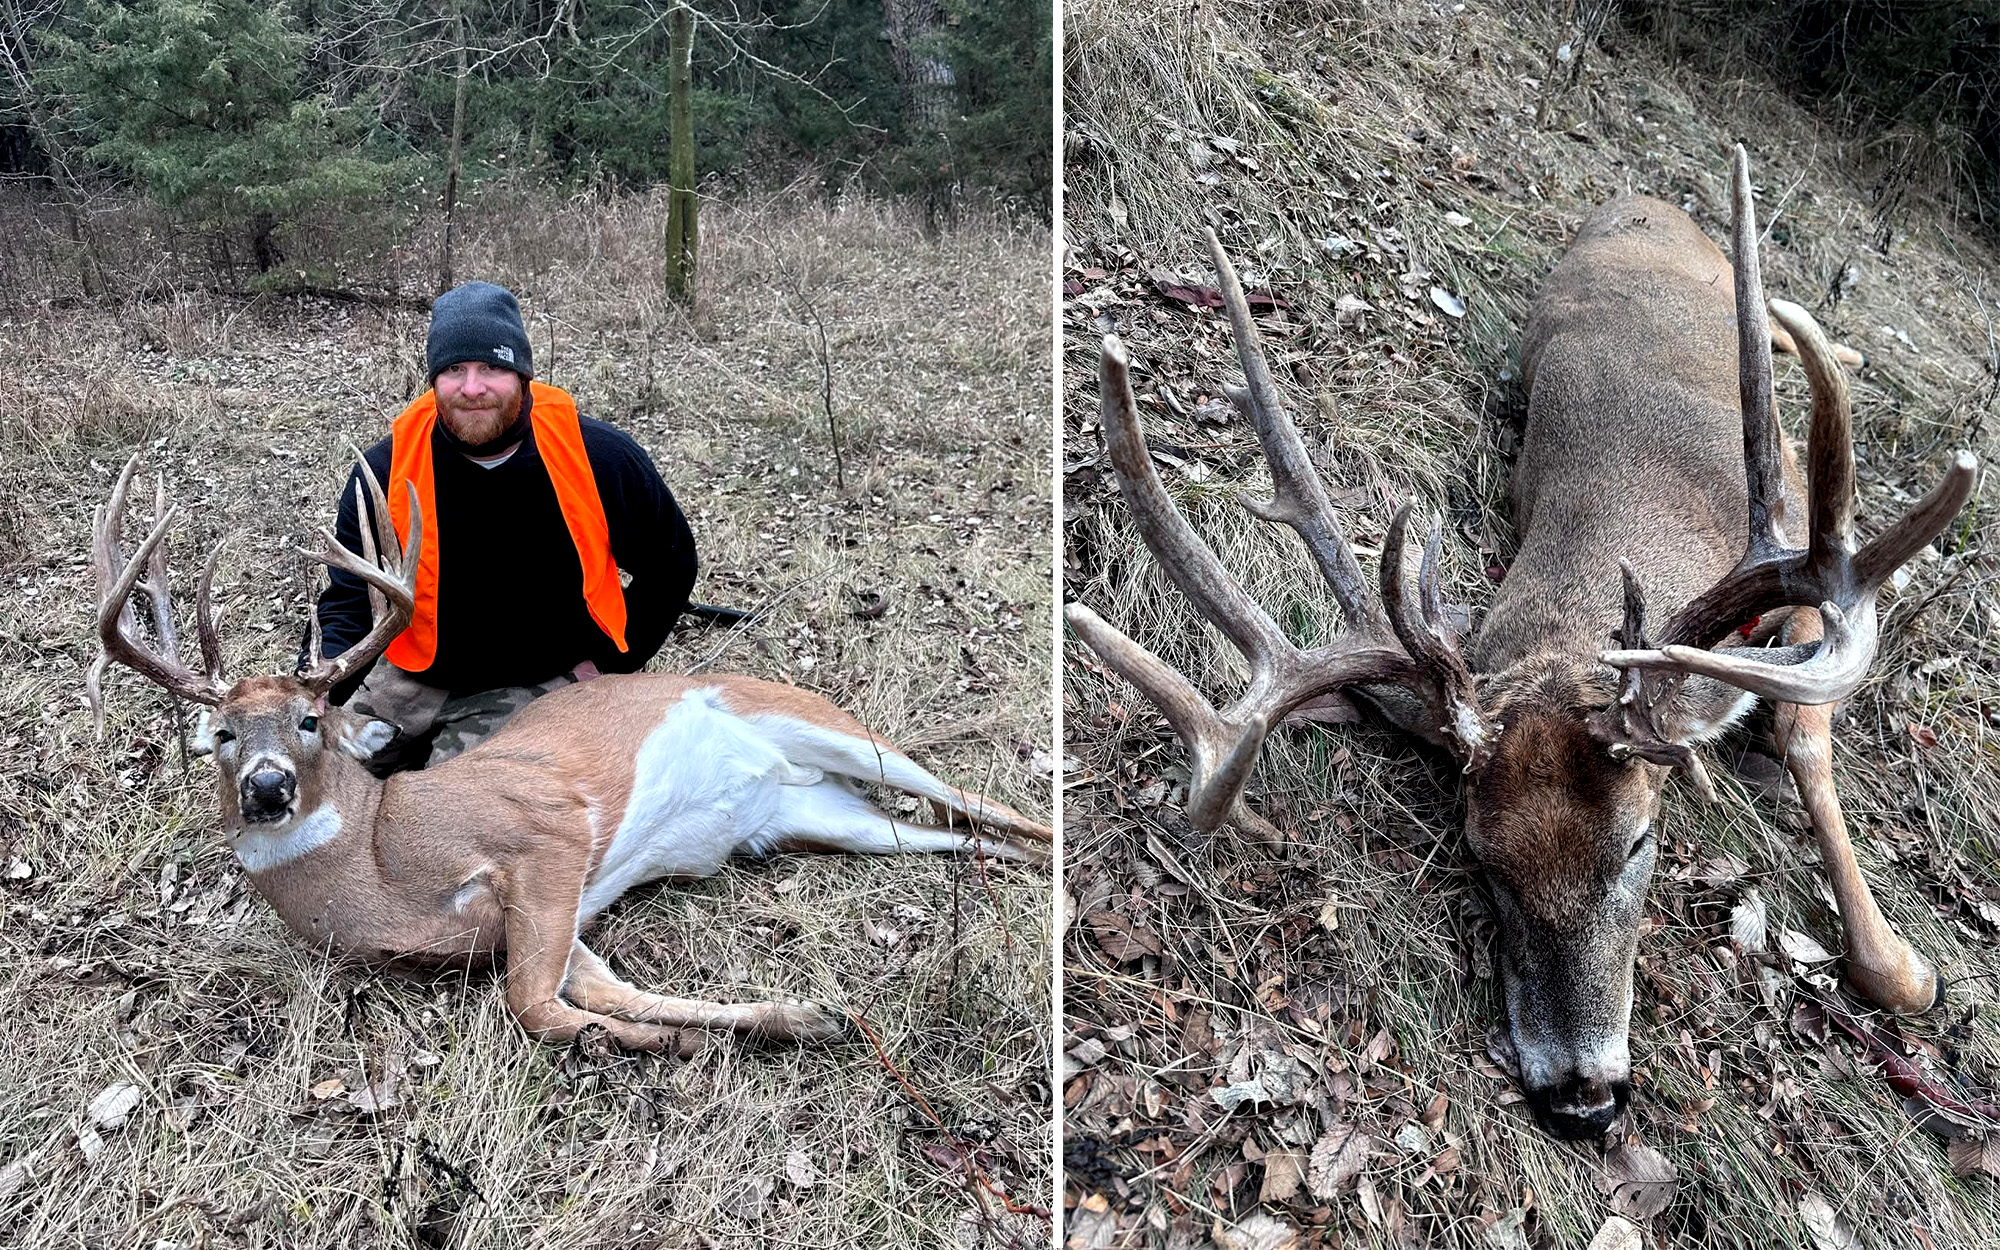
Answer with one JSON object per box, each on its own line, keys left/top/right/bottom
{"left": 1599, "top": 1139, "right": 1677, "bottom": 1221}
{"left": 1798, "top": 1192, "right": 1862, "bottom": 1250}
{"left": 1307, "top": 1124, "right": 1372, "bottom": 1198}
{"left": 1212, "top": 1211, "right": 1301, "bottom": 1250}
{"left": 1949, "top": 1134, "right": 2000, "bottom": 1181}
{"left": 1086, "top": 911, "right": 1161, "bottom": 963}
{"left": 1587, "top": 1215, "right": 1643, "bottom": 1250}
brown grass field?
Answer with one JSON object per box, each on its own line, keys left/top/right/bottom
{"left": 0, "top": 189, "right": 1053, "bottom": 1247}
{"left": 1061, "top": 2, "right": 2000, "bottom": 1247}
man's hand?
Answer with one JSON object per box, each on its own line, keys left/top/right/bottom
{"left": 569, "top": 659, "right": 602, "bottom": 683}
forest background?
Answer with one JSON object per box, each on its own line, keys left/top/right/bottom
{"left": 0, "top": 0, "right": 1051, "bottom": 300}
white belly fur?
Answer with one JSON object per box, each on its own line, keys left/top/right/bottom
{"left": 578, "top": 687, "right": 823, "bottom": 919}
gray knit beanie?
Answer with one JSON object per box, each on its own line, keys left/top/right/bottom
{"left": 426, "top": 281, "right": 535, "bottom": 382}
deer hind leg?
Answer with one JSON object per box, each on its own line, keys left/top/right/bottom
{"left": 498, "top": 867, "right": 696, "bottom": 1054}
{"left": 563, "top": 942, "right": 843, "bottom": 1041}
{"left": 768, "top": 778, "right": 1042, "bottom": 864}
{"left": 1773, "top": 608, "right": 1941, "bottom": 1014}
{"left": 755, "top": 718, "right": 1052, "bottom": 851}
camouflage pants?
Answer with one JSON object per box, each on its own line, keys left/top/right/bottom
{"left": 350, "top": 662, "right": 580, "bottom": 774}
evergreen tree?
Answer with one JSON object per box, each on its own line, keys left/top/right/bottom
{"left": 39, "top": 0, "right": 406, "bottom": 272}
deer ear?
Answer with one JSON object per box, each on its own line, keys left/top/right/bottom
{"left": 336, "top": 717, "right": 398, "bottom": 761}
{"left": 189, "top": 710, "right": 216, "bottom": 757}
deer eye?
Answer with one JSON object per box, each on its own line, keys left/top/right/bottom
{"left": 299, "top": 715, "right": 319, "bottom": 733}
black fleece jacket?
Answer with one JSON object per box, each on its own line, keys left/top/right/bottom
{"left": 315, "top": 408, "right": 696, "bottom": 702}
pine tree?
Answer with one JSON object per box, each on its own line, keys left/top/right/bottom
{"left": 39, "top": 0, "right": 405, "bottom": 275}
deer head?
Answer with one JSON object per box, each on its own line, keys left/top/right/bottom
{"left": 89, "top": 453, "right": 423, "bottom": 828}
{"left": 1067, "top": 148, "right": 1975, "bottom": 1139}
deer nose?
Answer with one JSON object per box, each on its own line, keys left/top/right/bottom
{"left": 240, "top": 769, "right": 296, "bottom": 821}
{"left": 1539, "top": 1075, "right": 1626, "bottom": 1140}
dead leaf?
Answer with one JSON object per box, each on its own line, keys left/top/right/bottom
{"left": 309, "top": 1078, "right": 347, "bottom": 1101}
{"left": 1949, "top": 1135, "right": 2000, "bottom": 1180}
{"left": 1485, "top": 1209, "right": 1531, "bottom": 1250}
{"left": 1730, "top": 888, "right": 1768, "bottom": 952}
{"left": 1907, "top": 721, "right": 1940, "bottom": 749}
{"left": 1066, "top": 1195, "right": 1119, "bottom": 1250}
{"left": 1430, "top": 286, "right": 1467, "bottom": 317}
{"left": 1088, "top": 911, "right": 1161, "bottom": 963}
{"left": 1259, "top": 1148, "right": 1305, "bottom": 1202}
{"left": 1778, "top": 929, "right": 1836, "bottom": 965}
{"left": 1308, "top": 1125, "right": 1370, "bottom": 1198}
{"left": 1600, "top": 1139, "right": 1677, "bottom": 1220}
{"left": 1798, "top": 1192, "right": 1861, "bottom": 1250}
{"left": 86, "top": 1083, "right": 143, "bottom": 1131}
{"left": 786, "top": 1149, "right": 818, "bottom": 1188}
{"left": 1212, "top": 1213, "right": 1300, "bottom": 1250}
{"left": 1587, "top": 1215, "right": 1643, "bottom": 1250}
{"left": 1443, "top": 211, "right": 1475, "bottom": 228}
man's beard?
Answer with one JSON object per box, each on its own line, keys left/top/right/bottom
{"left": 439, "top": 396, "right": 516, "bottom": 445}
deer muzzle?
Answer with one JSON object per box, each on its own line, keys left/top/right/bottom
{"left": 240, "top": 766, "right": 298, "bottom": 824}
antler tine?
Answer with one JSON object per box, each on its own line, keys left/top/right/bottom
{"left": 1069, "top": 233, "right": 1500, "bottom": 835}
{"left": 194, "top": 539, "right": 228, "bottom": 680}
{"left": 1206, "top": 229, "right": 1384, "bottom": 635}
{"left": 297, "top": 476, "right": 424, "bottom": 695}
{"left": 1774, "top": 298, "right": 1857, "bottom": 565}
{"left": 88, "top": 457, "right": 230, "bottom": 734}
{"left": 1069, "top": 317, "right": 1433, "bottom": 836}
{"left": 1204, "top": 226, "right": 1488, "bottom": 758}
{"left": 142, "top": 474, "right": 181, "bottom": 665}
{"left": 1095, "top": 335, "right": 1292, "bottom": 667}
{"left": 1381, "top": 507, "right": 1491, "bottom": 765}
{"left": 1732, "top": 144, "right": 1786, "bottom": 561}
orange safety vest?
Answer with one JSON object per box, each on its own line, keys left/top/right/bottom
{"left": 384, "top": 381, "right": 629, "bottom": 671}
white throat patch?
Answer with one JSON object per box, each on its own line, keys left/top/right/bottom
{"left": 232, "top": 806, "right": 342, "bottom": 873}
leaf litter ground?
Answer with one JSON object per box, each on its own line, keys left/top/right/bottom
{"left": 1062, "top": 2, "right": 2000, "bottom": 1247}
{"left": 0, "top": 190, "right": 1052, "bottom": 1248}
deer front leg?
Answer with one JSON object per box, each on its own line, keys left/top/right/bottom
{"left": 563, "top": 942, "right": 845, "bottom": 1042}
{"left": 498, "top": 867, "right": 696, "bottom": 1054}
{"left": 1773, "top": 608, "right": 1941, "bottom": 1014}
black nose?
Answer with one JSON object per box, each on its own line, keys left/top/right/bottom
{"left": 1530, "top": 1076, "right": 1628, "bottom": 1140}
{"left": 240, "top": 769, "right": 296, "bottom": 820}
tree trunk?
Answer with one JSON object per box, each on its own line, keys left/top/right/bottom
{"left": 250, "top": 212, "right": 282, "bottom": 273}
{"left": 663, "top": 2, "right": 697, "bottom": 304}
{"left": 438, "top": 0, "right": 469, "bottom": 295}
{"left": 882, "top": 0, "right": 953, "bottom": 132}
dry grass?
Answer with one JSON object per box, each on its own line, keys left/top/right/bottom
{"left": 1062, "top": 2, "right": 2000, "bottom": 1247}
{"left": 0, "top": 188, "right": 1052, "bottom": 1247}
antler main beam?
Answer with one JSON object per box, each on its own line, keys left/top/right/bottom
{"left": 1066, "top": 230, "right": 1492, "bottom": 837}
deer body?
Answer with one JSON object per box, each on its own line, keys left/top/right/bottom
{"left": 1486, "top": 196, "right": 1791, "bottom": 667}
{"left": 1067, "top": 148, "right": 1975, "bottom": 1139}
{"left": 91, "top": 458, "right": 1049, "bottom": 1053}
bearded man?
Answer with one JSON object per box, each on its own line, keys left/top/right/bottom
{"left": 314, "top": 281, "right": 697, "bottom": 771}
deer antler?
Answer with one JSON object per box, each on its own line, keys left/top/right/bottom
{"left": 296, "top": 454, "right": 423, "bottom": 697}
{"left": 1601, "top": 146, "right": 1978, "bottom": 709}
{"left": 87, "top": 454, "right": 232, "bottom": 735}
{"left": 1066, "top": 230, "right": 1492, "bottom": 839}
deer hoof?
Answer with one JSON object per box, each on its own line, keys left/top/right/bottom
{"left": 774, "top": 1000, "right": 847, "bottom": 1043}
{"left": 1844, "top": 947, "right": 1942, "bottom": 1017}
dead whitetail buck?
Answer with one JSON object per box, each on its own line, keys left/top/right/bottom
{"left": 88, "top": 456, "right": 1050, "bottom": 1052}
{"left": 1067, "top": 146, "right": 1977, "bottom": 1139}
